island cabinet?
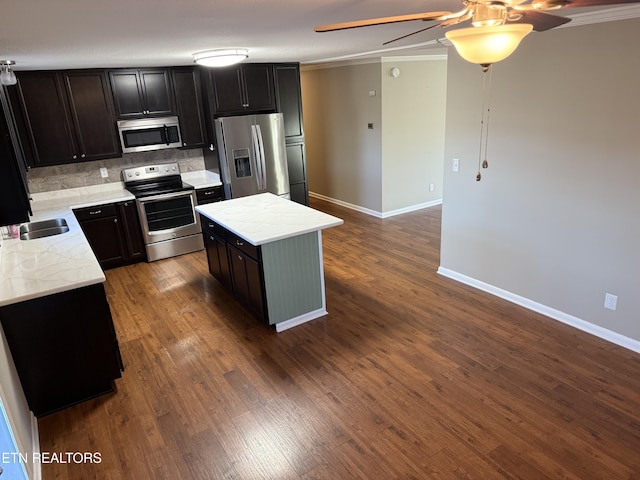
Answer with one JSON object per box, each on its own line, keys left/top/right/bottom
{"left": 0, "top": 283, "right": 124, "bottom": 417}
{"left": 109, "top": 68, "right": 175, "bottom": 119}
{"left": 196, "top": 193, "right": 343, "bottom": 331}
{"left": 74, "top": 201, "right": 146, "bottom": 269}
{"left": 207, "top": 63, "right": 276, "bottom": 115}
{"left": 13, "top": 70, "right": 120, "bottom": 167}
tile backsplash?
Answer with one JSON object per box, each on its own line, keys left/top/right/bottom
{"left": 27, "top": 148, "right": 206, "bottom": 194}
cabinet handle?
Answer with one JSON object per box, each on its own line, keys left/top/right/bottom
{"left": 89, "top": 209, "right": 102, "bottom": 215}
{"left": 238, "top": 255, "right": 243, "bottom": 261}
{"left": 208, "top": 223, "right": 215, "bottom": 229}
{"left": 114, "top": 218, "right": 118, "bottom": 223}
{"left": 209, "top": 144, "right": 214, "bottom": 151}
{"left": 209, "top": 236, "right": 214, "bottom": 241}
{"left": 183, "top": 142, "right": 187, "bottom": 146}
{"left": 204, "top": 191, "right": 213, "bottom": 196}
{"left": 81, "top": 153, "right": 86, "bottom": 158}
{"left": 236, "top": 240, "right": 244, "bottom": 246}
{"left": 72, "top": 154, "right": 77, "bottom": 160}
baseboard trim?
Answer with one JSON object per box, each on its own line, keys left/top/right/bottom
{"left": 31, "top": 414, "right": 41, "bottom": 480}
{"left": 437, "top": 266, "right": 640, "bottom": 354}
{"left": 309, "top": 192, "right": 442, "bottom": 218}
{"left": 274, "top": 308, "right": 328, "bottom": 332}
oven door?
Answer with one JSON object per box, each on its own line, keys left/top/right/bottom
{"left": 136, "top": 190, "right": 201, "bottom": 245}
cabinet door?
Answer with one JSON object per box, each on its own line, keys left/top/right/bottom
{"left": 109, "top": 70, "right": 145, "bottom": 119}
{"left": 242, "top": 64, "right": 276, "bottom": 112}
{"left": 118, "top": 201, "right": 146, "bottom": 263}
{"left": 275, "top": 64, "right": 304, "bottom": 141}
{"left": 109, "top": 69, "right": 175, "bottom": 118}
{"left": 210, "top": 66, "right": 245, "bottom": 113}
{"left": 139, "top": 69, "right": 175, "bottom": 117}
{"left": 228, "top": 244, "right": 266, "bottom": 321}
{"left": 74, "top": 204, "right": 127, "bottom": 269}
{"left": 204, "top": 230, "right": 232, "bottom": 287}
{"left": 0, "top": 100, "right": 30, "bottom": 225}
{"left": 285, "top": 143, "right": 309, "bottom": 205}
{"left": 63, "top": 70, "right": 120, "bottom": 161}
{"left": 0, "top": 283, "right": 122, "bottom": 417}
{"left": 15, "top": 72, "right": 77, "bottom": 166}
{"left": 172, "top": 67, "right": 206, "bottom": 148}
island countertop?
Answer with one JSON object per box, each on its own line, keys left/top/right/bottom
{"left": 195, "top": 193, "right": 343, "bottom": 246}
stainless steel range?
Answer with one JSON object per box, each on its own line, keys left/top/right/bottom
{"left": 122, "top": 163, "right": 203, "bottom": 262}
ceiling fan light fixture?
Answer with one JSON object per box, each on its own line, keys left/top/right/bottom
{"left": 193, "top": 49, "right": 249, "bottom": 68}
{"left": 445, "top": 24, "right": 533, "bottom": 66}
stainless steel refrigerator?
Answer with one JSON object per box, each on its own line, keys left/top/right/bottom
{"left": 215, "top": 113, "right": 290, "bottom": 199}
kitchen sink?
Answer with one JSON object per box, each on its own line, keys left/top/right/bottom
{"left": 19, "top": 218, "right": 70, "bottom": 240}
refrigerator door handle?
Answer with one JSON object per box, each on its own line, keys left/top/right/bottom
{"left": 255, "top": 124, "right": 267, "bottom": 192}
{"left": 250, "top": 125, "right": 264, "bottom": 190}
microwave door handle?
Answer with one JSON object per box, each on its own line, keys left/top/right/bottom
{"left": 251, "top": 125, "right": 264, "bottom": 190}
{"left": 255, "top": 124, "right": 267, "bottom": 192}
{"left": 164, "top": 125, "right": 170, "bottom": 145}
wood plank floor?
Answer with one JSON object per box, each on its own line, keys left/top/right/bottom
{"left": 38, "top": 198, "right": 640, "bottom": 479}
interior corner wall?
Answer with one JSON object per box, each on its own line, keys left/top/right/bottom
{"left": 300, "top": 62, "right": 383, "bottom": 212}
{"left": 381, "top": 58, "right": 447, "bottom": 212}
{"left": 441, "top": 18, "right": 640, "bottom": 342}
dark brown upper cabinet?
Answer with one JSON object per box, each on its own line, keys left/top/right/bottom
{"left": 171, "top": 67, "right": 206, "bottom": 148}
{"left": 274, "top": 64, "right": 305, "bottom": 143}
{"left": 208, "top": 63, "right": 276, "bottom": 115}
{"left": 109, "top": 69, "right": 175, "bottom": 119}
{"left": 15, "top": 70, "right": 120, "bottom": 167}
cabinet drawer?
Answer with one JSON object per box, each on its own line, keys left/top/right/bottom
{"left": 227, "top": 232, "right": 260, "bottom": 260}
{"left": 74, "top": 203, "right": 117, "bottom": 221}
{"left": 200, "top": 215, "right": 227, "bottom": 240}
{"left": 196, "top": 186, "right": 223, "bottom": 205}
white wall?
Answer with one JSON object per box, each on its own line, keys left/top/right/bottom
{"left": 301, "top": 62, "right": 383, "bottom": 212}
{"left": 381, "top": 57, "right": 446, "bottom": 212}
{"left": 440, "top": 17, "right": 640, "bottom": 345}
{"left": 0, "top": 326, "right": 37, "bottom": 479}
{"left": 301, "top": 56, "right": 447, "bottom": 216}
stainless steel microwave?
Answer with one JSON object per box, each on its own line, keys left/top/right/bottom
{"left": 117, "top": 116, "right": 182, "bottom": 154}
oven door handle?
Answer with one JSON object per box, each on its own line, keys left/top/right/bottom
{"left": 137, "top": 190, "right": 194, "bottom": 203}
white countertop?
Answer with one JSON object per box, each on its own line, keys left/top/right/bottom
{"left": 0, "top": 183, "right": 136, "bottom": 307}
{"left": 182, "top": 170, "right": 222, "bottom": 189}
{"left": 195, "top": 193, "right": 343, "bottom": 246}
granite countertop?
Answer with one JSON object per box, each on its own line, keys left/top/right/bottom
{"left": 195, "top": 193, "right": 343, "bottom": 246}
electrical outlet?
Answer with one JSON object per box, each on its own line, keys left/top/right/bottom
{"left": 429, "top": 183, "right": 435, "bottom": 192}
{"left": 604, "top": 293, "right": 618, "bottom": 311}
{"left": 452, "top": 158, "right": 460, "bottom": 172}
{"left": 100, "top": 167, "right": 109, "bottom": 178}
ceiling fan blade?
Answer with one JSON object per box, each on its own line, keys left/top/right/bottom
{"left": 510, "top": 10, "right": 572, "bottom": 30}
{"left": 314, "top": 11, "right": 451, "bottom": 32}
{"left": 382, "top": 23, "right": 442, "bottom": 45}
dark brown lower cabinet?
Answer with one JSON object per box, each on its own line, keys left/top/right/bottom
{"left": 201, "top": 215, "right": 267, "bottom": 322}
{"left": 74, "top": 201, "right": 145, "bottom": 269}
{"left": 203, "top": 222, "right": 232, "bottom": 288}
{"left": 0, "top": 283, "right": 123, "bottom": 417}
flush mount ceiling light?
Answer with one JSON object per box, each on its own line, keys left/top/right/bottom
{"left": 193, "top": 49, "right": 249, "bottom": 67}
{"left": 0, "top": 60, "right": 17, "bottom": 86}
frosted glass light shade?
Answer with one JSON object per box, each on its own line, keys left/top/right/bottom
{"left": 445, "top": 24, "right": 533, "bottom": 66}
{"left": 193, "top": 49, "right": 249, "bottom": 67}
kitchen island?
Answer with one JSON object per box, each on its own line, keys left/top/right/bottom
{"left": 196, "top": 193, "right": 343, "bottom": 331}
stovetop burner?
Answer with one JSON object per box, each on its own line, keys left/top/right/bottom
{"left": 122, "top": 163, "right": 194, "bottom": 198}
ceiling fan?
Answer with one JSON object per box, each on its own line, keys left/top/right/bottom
{"left": 315, "top": 0, "right": 640, "bottom": 68}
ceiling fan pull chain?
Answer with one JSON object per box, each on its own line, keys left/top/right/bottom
{"left": 477, "top": 66, "right": 489, "bottom": 181}
{"left": 482, "top": 65, "right": 494, "bottom": 171}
